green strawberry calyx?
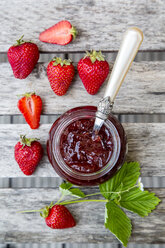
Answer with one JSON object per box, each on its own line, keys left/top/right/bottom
{"left": 40, "top": 202, "right": 54, "bottom": 218}
{"left": 84, "top": 50, "right": 105, "bottom": 63}
{"left": 14, "top": 35, "right": 26, "bottom": 46}
{"left": 70, "top": 25, "right": 78, "bottom": 40}
{"left": 52, "top": 57, "right": 72, "bottom": 67}
{"left": 14, "top": 35, "right": 33, "bottom": 46}
{"left": 18, "top": 92, "right": 35, "bottom": 98}
{"left": 20, "top": 135, "right": 39, "bottom": 148}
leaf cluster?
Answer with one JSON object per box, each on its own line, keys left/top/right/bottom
{"left": 58, "top": 162, "right": 160, "bottom": 247}
{"left": 99, "top": 162, "right": 160, "bottom": 246}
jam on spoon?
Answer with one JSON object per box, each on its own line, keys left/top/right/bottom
{"left": 60, "top": 118, "right": 113, "bottom": 173}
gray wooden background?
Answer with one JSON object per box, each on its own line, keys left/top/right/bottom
{"left": 1, "top": 0, "right": 165, "bottom": 247}
{"left": 1, "top": 53, "right": 165, "bottom": 248}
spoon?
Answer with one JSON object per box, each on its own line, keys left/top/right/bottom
{"left": 93, "top": 27, "right": 143, "bottom": 136}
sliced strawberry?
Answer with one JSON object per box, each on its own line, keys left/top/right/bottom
{"left": 39, "top": 20, "right": 77, "bottom": 45}
{"left": 17, "top": 93, "right": 42, "bottom": 129}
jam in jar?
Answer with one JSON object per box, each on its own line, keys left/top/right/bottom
{"left": 47, "top": 106, "right": 127, "bottom": 186}
{"left": 60, "top": 118, "right": 114, "bottom": 173}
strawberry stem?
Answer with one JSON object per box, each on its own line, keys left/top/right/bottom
{"left": 57, "top": 186, "right": 139, "bottom": 205}
{"left": 18, "top": 186, "right": 139, "bottom": 215}
{"left": 15, "top": 35, "right": 25, "bottom": 46}
{"left": 17, "top": 201, "right": 54, "bottom": 218}
{"left": 59, "top": 199, "right": 108, "bottom": 205}
{"left": 17, "top": 209, "right": 43, "bottom": 213}
{"left": 55, "top": 195, "right": 64, "bottom": 205}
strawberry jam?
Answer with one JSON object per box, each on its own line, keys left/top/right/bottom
{"left": 47, "top": 106, "right": 127, "bottom": 186}
{"left": 60, "top": 119, "right": 113, "bottom": 173}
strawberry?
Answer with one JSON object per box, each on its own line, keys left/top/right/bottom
{"left": 17, "top": 92, "right": 42, "bottom": 129}
{"left": 39, "top": 20, "right": 77, "bottom": 45}
{"left": 77, "top": 50, "right": 110, "bottom": 95}
{"left": 14, "top": 135, "right": 43, "bottom": 175}
{"left": 47, "top": 57, "right": 75, "bottom": 96}
{"left": 40, "top": 202, "right": 76, "bottom": 229}
{"left": 8, "top": 35, "right": 39, "bottom": 79}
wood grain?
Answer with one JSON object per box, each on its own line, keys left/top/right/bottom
{"left": 0, "top": 123, "right": 165, "bottom": 178}
{"left": 1, "top": 61, "right": 165, "bottom": 115}
{"left": 0, "top": 0, "right": 165, "bottom": 52}
{"left": 0, "top": 187, "right": 164, "bottom": 243}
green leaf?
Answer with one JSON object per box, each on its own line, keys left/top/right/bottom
{"left": 59, "top": 182, "right": 85, "bottom": 198}
{"left": 69, "top": 188, "right": 86, "bottom": 198}
{"left": 60, "top": 182, "right": 72, "bottom": 190}
{"left": 59, "top": 182, "right": 73, "bottom": 196}
{"left": 99, "top": 162, "right": 140, "bottom": 200}
{"left": 60, "top": 182, "right": 73, "bottom": 190}
{"left": 118, "top": 187, "right": 161, "bottom": 217}
{"left": 105, "top": 201, "right": 132, "bottom": 247}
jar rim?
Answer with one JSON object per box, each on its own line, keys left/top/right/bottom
{"left": 52, "top": 108, "right": 121, "bottom": 181}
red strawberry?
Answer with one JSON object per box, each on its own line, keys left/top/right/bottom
{"left": 77, "top": 51, "right": 110, "bottom": 95}
{"left": 8, "top": 35, "right": 39, "bottom": 79}
{"left": 17, "top": 92, "right": 42, "bottom": 129}
{"left": 39, "top": 20, "right": 77, "bottom": 45}
{"left": 40, "top": 202, "right": 76, "bottom": 229}
{"left": 47, "top": 57, "right": 75, "bottom": 96}
{"left": 14, "top": 135, "right": 43, "bottom": 175}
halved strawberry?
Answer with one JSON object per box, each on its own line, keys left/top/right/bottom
{"left": 39, "top": 20, "right": 77, "bottom": 45}
{"left": 17, "top": 92, "right": 42, "bottom": 129}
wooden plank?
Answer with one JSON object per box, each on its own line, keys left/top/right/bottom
{"left": 0, "top": 123, "right": 165, "bottom": 178}
{"left": 0, "top": 188, "right": 164, "bottom": 243}
{"left": 0, "top": 0, "right": 165, "bottom": 52}
{"left": 1, "top": 61, "right": 165, "bottom": 115}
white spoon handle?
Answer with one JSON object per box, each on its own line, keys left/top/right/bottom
{"left": 104, "top": 27, "right": 143, "bottom": 102}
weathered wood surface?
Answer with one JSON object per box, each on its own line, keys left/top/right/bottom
{"left": 1, "top": 61, "right": 165, "bottom": 115}
{"left": 0, "top": 0, "right": 165, "bottom": 52}
{"left": 0, "top": 123, "right": 165, "bottom": 178}
{"left": 0, "top": 188, "right": 164, "bottom": 243}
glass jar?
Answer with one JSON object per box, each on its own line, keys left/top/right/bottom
{"left": 47, "top": 106, "right": 127, "bottom": 186}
